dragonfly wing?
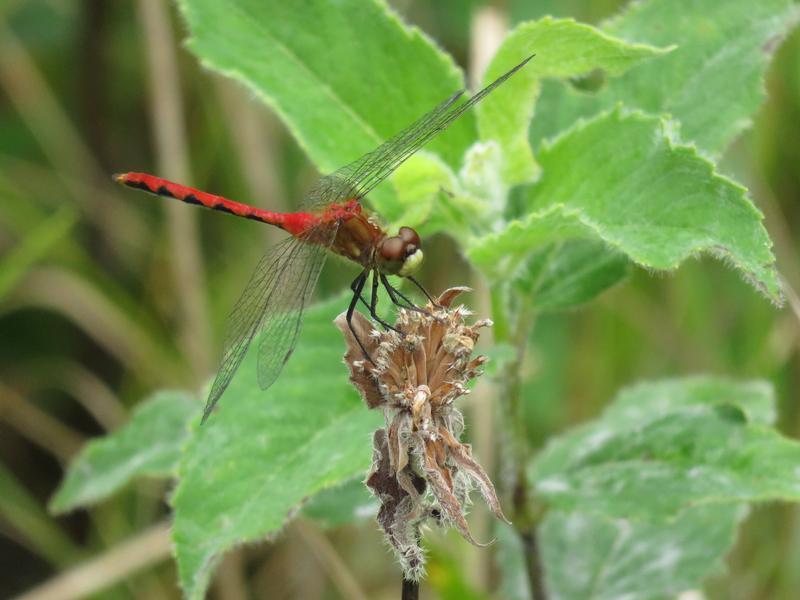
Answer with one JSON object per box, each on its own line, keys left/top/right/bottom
{"left": 255, "top": 226, "right": 335, "bottom": 391}
{"left": 304, "top": 55, "right": 534, "bottom": 209}
{"left": 202, "top": 225, "right": 336, "bottom": 422}
{"left": 302, "top": 88, "right": 463, "bottom": 211}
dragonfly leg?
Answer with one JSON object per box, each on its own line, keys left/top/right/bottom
{"left": 407, "top": 275, "right": 440, "bottom": 307}
{"left": 352, "top": 272, "right": 398, "bottom": 332}
{"left": 351, "top": 273, "right": 372, "bottom": 312}
{"left": 380, "top": 274, "right": 430, "bottom": 315}
{"left": 348, "top": 271, "right": 375, "bottom": 364}
{"left": 368, "top": 270, "right": 402, "bottom": 333}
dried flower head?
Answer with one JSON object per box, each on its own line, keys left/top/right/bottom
{"left": 335, "top": 287, "right": 508, "bottom": 581}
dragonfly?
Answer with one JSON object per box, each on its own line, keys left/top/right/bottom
{"left": 116, "top": 55, "right": 533, "bottom": 422}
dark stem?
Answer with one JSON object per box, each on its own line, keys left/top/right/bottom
{"left": 401, "top": 578, "right": 419, "bottom": 600}
{"left": 520, "top": 527, "right": 547, "bottom": 600}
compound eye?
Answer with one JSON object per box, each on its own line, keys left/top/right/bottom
{"left": 398, "top": 226, "right": 421, "bottom": 248}
{"left": 379, "top": 236, "right": 405, "bottom": 262}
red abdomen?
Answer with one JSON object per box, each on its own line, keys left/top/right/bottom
{"left": 114, "top": 172, "right": 317, "bottom": 236}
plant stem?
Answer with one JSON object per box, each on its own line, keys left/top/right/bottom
{"left": 402, "top": 578, "right": 419, "bottom": 600}
{"left": 490, "top": 287, "right": 548, "bottom": 599}
{"left": 520, "top": 528, "right": 547, "bottom": 600}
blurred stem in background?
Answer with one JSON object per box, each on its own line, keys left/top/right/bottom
{"left": 214, "top": 77, "right": 289, "bottom": 247}
{"left": 470, "top": 6, "right": 547, "bottom": 598}
{"left": 0, "top": 18, "right": 147, "bottom": 262}
{"left": 13, "top": 522, "right": 171, "bottom": 600}
{"left": 467, "top": 4, "right": 508, "bottom": 593}
{"left": 136, "top": 0, "right": 212, "bottom": 382}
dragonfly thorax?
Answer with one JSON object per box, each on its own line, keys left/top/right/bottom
{"left": 377, "top": 226, "right": 424, "bottom": 277}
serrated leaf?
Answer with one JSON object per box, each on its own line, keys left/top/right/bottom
{"left": 49, "top": 391, "right": 197, "bottom": 514}
{"left": 531, "top": 0, "right": 800, "bottom": 157}
{"left": 171, "top": 296, "right": 381, "bottom": 600}
{"left": 541, "top": 505, "right": 746, "bottom": 600}
{"left": 468, "top": 109, "right": 781, "bottom": 303}
{"left": 515, "top": 239, "right": 630, "bottom": 311}
{"left": 530, "top": 377, "right": 800, "bottom": 520}
{"left": 477, "top": 17, "right": 668, "bottom": 184}
{"left": 178, "top": 0, "right": 471, "bottom": 181}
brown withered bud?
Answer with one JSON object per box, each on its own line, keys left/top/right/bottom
{"left": 335, "top": 287, "right": 508, "bottom": 581}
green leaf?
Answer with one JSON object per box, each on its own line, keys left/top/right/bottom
{"left": 476, "top": 17, "right": 668, "bottom": 184}
{"left": 530, "top": 377, "right": 800, "bottom": 519}
{"left": 531, "top": 376, "right": 775, "bottom": 479}
{"left": 301, "top": 477, "right": 377, "bottom": 529}
{"left": 603, "top": 376, "right": 776, "bottom": 427}
{"left": 541, "top": 505, "right": 747, "bottom": 600}
{"left": 171, "top": 296, "right": 381, "bottom": 600}
{"left": 178, "top": 0, "right": 471, "bottom": 179}
{"left": 468, "top": 109, "right": 781, "bottom": 303}
{"left": 49, "top": 391, "right": 197, "bottom": 514}
{"left": 531, "top": 0, "right": 800, "bottom": 157}
{"left": 515, "top": 240, "right": 630, "bottom": 311}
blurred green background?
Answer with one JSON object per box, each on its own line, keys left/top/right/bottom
{"left": 1, "top": 1, "right": 799, "bottom": 598}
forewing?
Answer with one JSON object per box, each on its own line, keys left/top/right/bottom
{"left": 302, "top": 89, "right": 463, "bottom": 211}
{"left": 202, "top": 225, "right": 336, "bottom": 422}
{"left": 304, "top": 55, "right": 533, "bottom": 210}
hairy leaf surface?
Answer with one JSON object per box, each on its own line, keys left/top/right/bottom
{"left": 541, "top": 505, "right": 746, "bottom": 599}
{"left": 50, "top": 391, "right": 197, "bottom": 513}
{"left": 530, "top": 377, "right": 800, "bottom": 519}
{"left": 469, "top": 109, "right": 781, "bottom": 303}
{"left": 179, "top": 0, "right": 469, "bottom": 177}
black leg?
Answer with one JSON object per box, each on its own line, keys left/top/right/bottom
{"left": 351, "top": 272, "right": 372, "bottom": 313}
{"left": 368, "top": 270, "right": 401, "bottom": 333}
{"left": 347, "top": 271, "right": 374, "bottom": 363}
{"left": 380, "top": 274, "right": 430, "bottom": 315}
{"left": 407, "top": 275, "right": 439, "bottom": 306}
{"left": 380, "top": 273, "right": 414, "bottom": 309}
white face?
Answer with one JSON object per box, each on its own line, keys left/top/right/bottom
{"left": 399, "top": 249, "right": 424, "bottom": 277}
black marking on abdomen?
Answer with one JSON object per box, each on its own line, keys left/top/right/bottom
{"left": 128, "top": 179, "right": 152, "bottom": 193}
{"left": 157, "top": 185, "right": 175, "bottom": 198}
{"left": 245, "top": 214, "right": 265, "bottom": 222}
{"left": 183, "top": 194, "right": 202, "bottom": 206}
{"left": 214, "top": 205, "right": 236, "bottom": 215}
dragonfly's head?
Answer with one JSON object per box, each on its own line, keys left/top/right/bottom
{"left": 377, "top": 226, "right": 424, "bottom": 278}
